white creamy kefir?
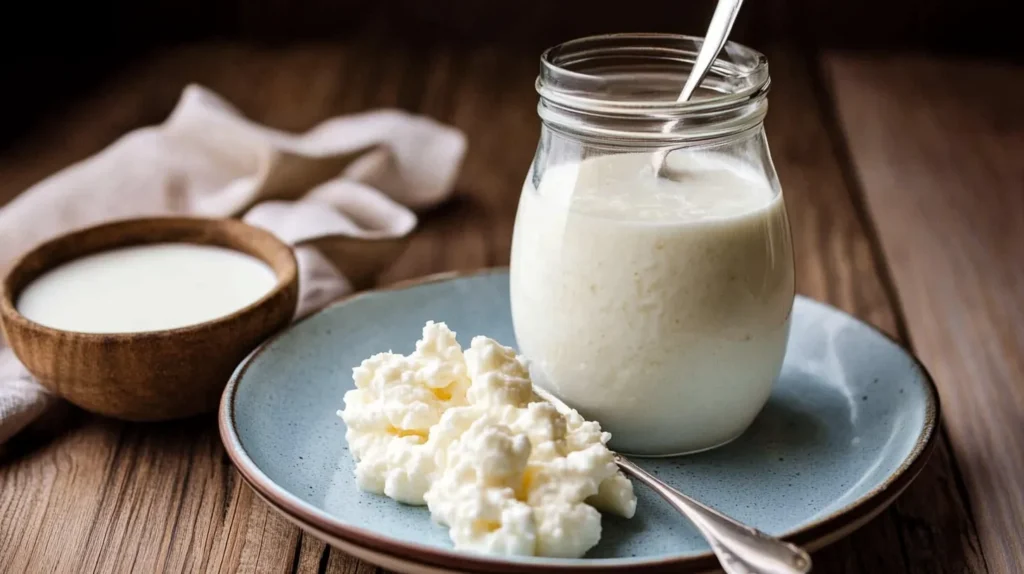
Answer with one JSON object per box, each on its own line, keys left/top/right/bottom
{"left": 510, "top": 34, "right": 794, "bottom": 455}
{"left": 511, "top": 152, "right": 793, "bottom": 455}
{"left": 17, "top": 244, "right": 278, "bottom": 333}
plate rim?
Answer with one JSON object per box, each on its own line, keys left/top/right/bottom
{"left": 218, "top": 267, "right": 941, "bottom": 573}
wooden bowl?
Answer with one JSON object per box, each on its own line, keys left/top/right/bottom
{"left": 0, "top": 217, "right": 299, "bottom": 422}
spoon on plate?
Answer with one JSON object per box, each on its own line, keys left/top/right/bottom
{"left": 652, "top": 0, "right": 747, "bottom": 176}
{"left": 533, "top": 384, "right": 813, "bottom": 574}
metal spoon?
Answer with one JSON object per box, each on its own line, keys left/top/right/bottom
{"left": 679, "top": 0, "right": 746, "bottom": 103}
{"left": 533, "top": 385, "right": 812, "bottom": 574}
{"left": 653, "top": 0, "right": 747, "bottom": 174}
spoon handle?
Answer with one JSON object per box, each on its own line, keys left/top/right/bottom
{"left": 678, "top": 0, "right": 746, "bottom": 102}
{"left": 614, "top": 454, "right": 812, "bottom": 574}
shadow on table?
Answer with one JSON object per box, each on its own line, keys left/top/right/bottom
{"left": 0, "top": 401, "right": 85, "bottom": 464}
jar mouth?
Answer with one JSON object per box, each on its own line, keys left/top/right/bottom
{"left": 538, "top": 33, "right": 769, "bottom": 117}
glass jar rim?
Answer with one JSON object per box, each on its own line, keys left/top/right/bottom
{"left": 537, "top": 33, "right": 770, "bottom": 117}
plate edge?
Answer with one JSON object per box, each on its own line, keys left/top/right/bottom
{"left": 217, "top": 266, "right": 942, "bottom": 573}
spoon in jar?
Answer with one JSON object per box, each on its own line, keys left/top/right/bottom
{"left": 533, "top": 384, "right": 813, "bottom": 574}
{"left": 653, "top": 0, "right": 747, "bottom": 175}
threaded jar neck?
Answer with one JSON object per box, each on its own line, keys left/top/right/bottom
{"left": 537, "top": 33, "right": 770, "bottom": 146}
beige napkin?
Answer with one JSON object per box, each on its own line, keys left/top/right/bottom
{"left": 0, "top": 84, "right": 466, "bottom": 444}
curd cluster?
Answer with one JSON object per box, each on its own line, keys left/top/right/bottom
{"left": 339, "top": 321, "right": 636, "bottom": 558}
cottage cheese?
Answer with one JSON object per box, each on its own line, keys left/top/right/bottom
{"left": 339, "top": 322, "right": 636, "bottom": 558}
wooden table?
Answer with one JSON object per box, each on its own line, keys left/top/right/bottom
{"left": 1, "top": 35, "right": 1021, "bottom": 573}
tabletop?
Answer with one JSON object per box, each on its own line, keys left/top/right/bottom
{"left": 0, "top": 33, "right": 1021, "bottom": 574}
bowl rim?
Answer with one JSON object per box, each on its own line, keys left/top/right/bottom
{"left": 218, "top": 267, "right": 941, "bottom": 573}
{"left": 0, "top": 216, "right": 299, "bottom": 340}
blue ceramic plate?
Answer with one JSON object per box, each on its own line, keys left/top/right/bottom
{"left": 220, "top": 269, "right": 939, "bottom": 573}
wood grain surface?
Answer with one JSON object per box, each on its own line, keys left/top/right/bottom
{"left": 0, "top": 35, "right": 1018, "bottom": 573}
{"left": 824, "top": 54, "right": 1024, "bottom": 574}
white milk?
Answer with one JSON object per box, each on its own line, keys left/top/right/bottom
{"left": 17, "top": 243, "right": 278, "bottom": 334}
{"left": 510, "top": 152, "right": 795, "bottom": 455}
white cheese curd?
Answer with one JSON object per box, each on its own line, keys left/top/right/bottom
{"left": 338, "top": 321, "right": 636, "bottom": 558}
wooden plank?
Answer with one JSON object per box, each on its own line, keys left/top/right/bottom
{"left": 0, "top": 40, "right": 989, "bottom": 573}
{"left": 824, "top": 53, "right": 1024, "bottom": 573}
{"left": 761, "top": 48, "right": 987, "bottom": 574}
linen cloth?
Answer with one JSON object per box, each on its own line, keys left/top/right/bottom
{"left": 0, "top": 84, "right": 466, "bottom": 443}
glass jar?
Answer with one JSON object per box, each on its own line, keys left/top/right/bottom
{"left": 510, "top": 34, "right": 795, "bottom": 456}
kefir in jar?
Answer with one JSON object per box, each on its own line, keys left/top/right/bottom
{"left": 510, "top": 34, "right": 795, "bottom": 456}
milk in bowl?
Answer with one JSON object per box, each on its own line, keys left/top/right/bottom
{"left": 510, "top": 34, "right": 794, "bottom": 456}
